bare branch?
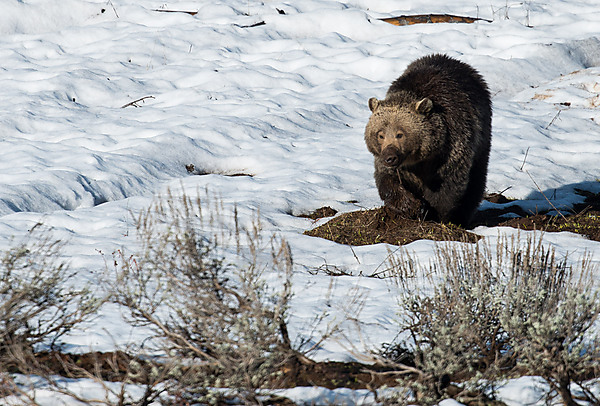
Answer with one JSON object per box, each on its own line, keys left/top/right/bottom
{"left": 120, "top": 95, "right": 155, "bottom": 108}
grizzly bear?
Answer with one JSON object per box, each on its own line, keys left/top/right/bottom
{"left": 364, "top": 54, "right": 492, "bottom": 226}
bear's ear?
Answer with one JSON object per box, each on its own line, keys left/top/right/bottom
{"left": 368, "top": 97, "right": 380, "bottom": 112}
{"left": 415, "top": 97, "right": 433, "bottom": 115}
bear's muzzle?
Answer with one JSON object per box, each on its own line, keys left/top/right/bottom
{"left": 381, "top": 146, "right": 402, "bottom": 167}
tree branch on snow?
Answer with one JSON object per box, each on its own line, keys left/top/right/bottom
{"left": 120, "top": 96, "right": 155, "bottom": 108}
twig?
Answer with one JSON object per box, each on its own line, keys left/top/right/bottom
{"left": 308, "top": 263, "right": 352, "bottom": 276}
{"left": 234, "top": 21, "right": 266, "bottom": 28}
{"left": 154, "top": 9, "right": 198, "bottom": 16}
{"left": 107, "top": 0, "right": 119, "bottom": 18}
{"left": 370, "top": 245, "right": 402, "bottom": 278}
{"left": 519, "top": 148, "right": 567, "bottom": 220}
{"left": 349, "top": 245, "right": 361, "bottom": 264}
{"left": 520, "top": 146, "right": 530, "bottom": 171}
{"left": 120, "top": 96, "right": 155, "bottom": 108}
{"left": 497, "top": 186, "right": 512, "bottom": 196}
{"left": 545, "top": 109, "right": 562, "bottom": 129}
{"left": 525, "top": 170, "right": 568, "bottom": 221}
{"left": 362, "top": 365, "right": 424, "bottom": 378}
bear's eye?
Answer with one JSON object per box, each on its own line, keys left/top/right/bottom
{"left": 395, "top": 132, "right": 403, "bottom": 139}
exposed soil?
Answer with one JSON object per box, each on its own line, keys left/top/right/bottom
{"left": 28, "top": 351, "right": 397, "bottom": 387}
{"left": 9, "top": 351, "right": 140, "bottom": 382}
{"left": 304, "top": 205, "right": 480, "bottom": 246}
{"left": 277, "top": 357, "right": 398, "bottom": 390}
{"left": 497, "top": 211, "right": 600, "bottom": 241}
{"left": 21, "top": 351, "right": 504, "bottom": 405}
{"left": 303, "top": 191, "right": 600, "bottom": 246}
{"left": 296, "top": 205, "right": 338, "bottom": 220}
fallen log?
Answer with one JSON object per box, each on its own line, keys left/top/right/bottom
{"left": 381, "top": 14, "right": 492, "bottom": 26}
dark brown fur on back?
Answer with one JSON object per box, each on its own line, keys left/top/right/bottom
{"left": 364, "top": 54, "right": 492, "bottom": 226}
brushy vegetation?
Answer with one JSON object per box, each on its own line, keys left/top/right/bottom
{"left": 0, "top": 192, "right": 298, "bottom": 405}
{"left": 379, "top": 234, "right": 600, "bottom": 405}
{"left": 2, "top": 197, "right": 599, "bottom": 406}
{"left": 106, "top": 190, "right": 297, "bottom": 405}
{"left": 0, "top": 224, "right": 100, "bottom": 403}
{"left": 0, "top": 224, "right": 98, "bottom": 353}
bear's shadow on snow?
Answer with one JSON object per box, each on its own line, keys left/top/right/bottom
{"left": 303, "top": 181, "right": 600, "bottom": 246}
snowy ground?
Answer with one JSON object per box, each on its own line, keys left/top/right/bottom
{"left": 1, "top": 0, "right": 600, "bottom": 404}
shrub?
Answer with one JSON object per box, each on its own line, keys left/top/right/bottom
{"left": 500, "top": 241, "right": 600, "bottom": 406}
{"left": 0, "top": 224, "right": 100, "bottom": 404}
{"left": 0, "top": 224, "right": 99, "bottom": 364}
{"left": 107, "top": 190, "right": 295, "bottom": 405}
{"left": 380, "top": 234, "right": 600, "bottom": 405}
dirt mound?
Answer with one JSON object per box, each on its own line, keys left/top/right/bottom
{"left": 303, "top": 192, "right": 600, "bottom": 246}
{"left": 304, "top": 205, "right": 479, "bottom": 246}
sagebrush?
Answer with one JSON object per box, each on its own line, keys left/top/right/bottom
{"left": 380, "top": 234, "right": 600, "bottom": 405}
{"left": 0, "top": 224, "right": 100, "bottom": 403}
{"left": 108, "top": 190, "right": 296, "bottom": 405}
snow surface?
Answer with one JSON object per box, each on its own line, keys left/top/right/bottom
{"left": 1, "top": 0, "right": 600, "bottom": 404}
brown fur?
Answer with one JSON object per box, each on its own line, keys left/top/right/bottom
{"left": 364, "top": 54, "right": 492, "bottom": 226}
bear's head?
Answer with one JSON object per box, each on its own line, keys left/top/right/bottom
{"left": 364, "top": 96, "right": 439, "bottom": 168}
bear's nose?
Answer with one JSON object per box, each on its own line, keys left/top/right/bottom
{"left": 381, "top": 146, "right": 401, "bottom": 167}
{"left": 385, "top": 155, "right": 399, "bottom": 166}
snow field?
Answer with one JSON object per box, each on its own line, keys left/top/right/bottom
{"left": 1, "top": 0, "right": 600, "bottom": 404}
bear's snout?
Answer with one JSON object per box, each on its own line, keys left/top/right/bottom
{"left": 381, "top": 146, "right": 401, "bottom": 167}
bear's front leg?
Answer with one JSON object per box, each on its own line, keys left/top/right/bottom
{"left": 374, "top": 168, "right": 428, "bottom": 220}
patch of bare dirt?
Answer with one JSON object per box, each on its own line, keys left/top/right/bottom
{"left": 19, "top": 351, "right": 145, "bottom": 382}
{"left": 304, "top": 205, "right": 479, "bottom": 246}
{"left": 303, "top": 191, "right": 600, "bottom": 246}
{"left": 498, "top": 211, "right": 600, "bottom": 241}
{"left": 23, "top": 351, "right": 507, "bottom": 405}
{"left": 26, "top": 351, "right": 400, "bottom": 390}
{"left": 297, "top": 206, "right": 338, "bottom": 220}
{"left": 489, "top": 188, "right": 600, "bottom": 241}
{"left": 277, "top": 357, "right": 398, "bottom": 390}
